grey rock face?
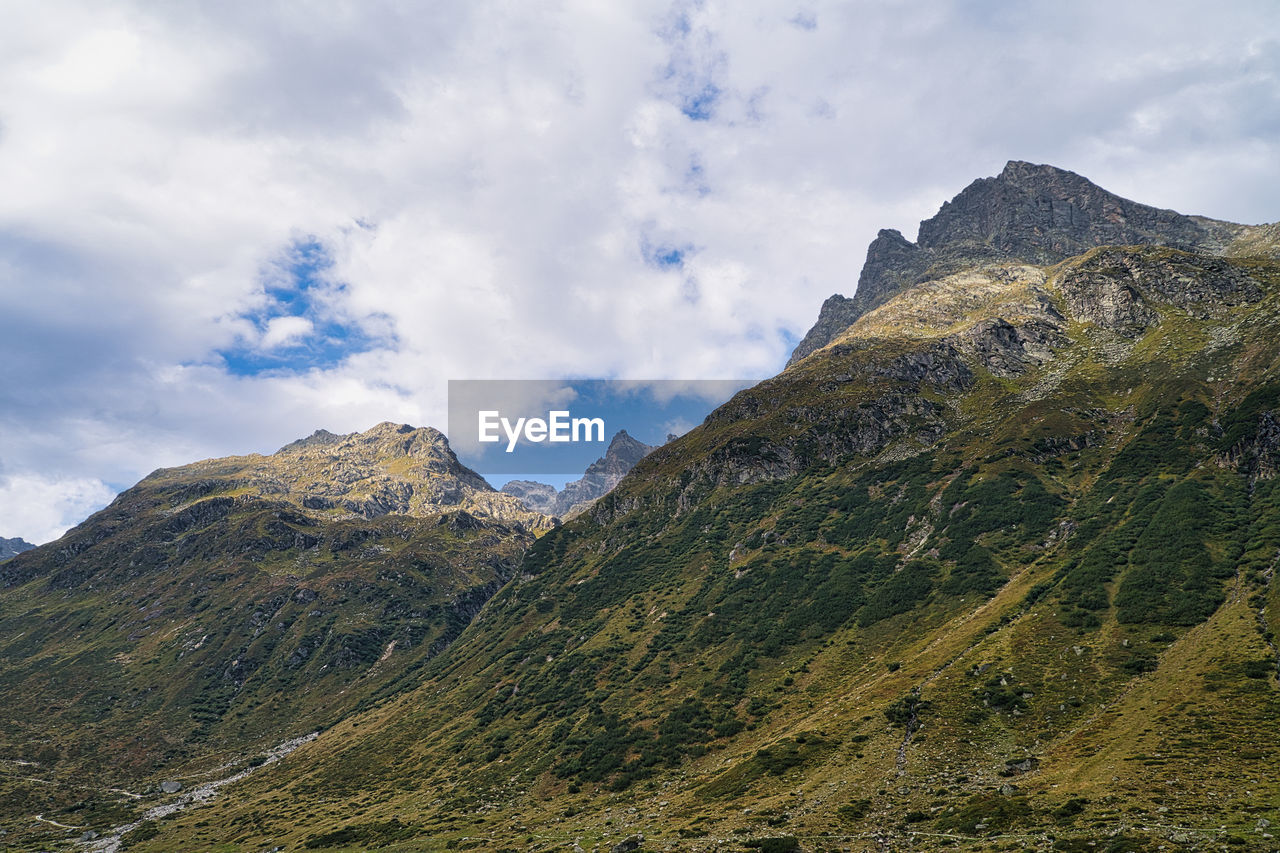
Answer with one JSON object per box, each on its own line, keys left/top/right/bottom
{"left": 555, "top": 430, "right": 655, "bottom": 517}
{"left": 496, "top": 431, "right": 657, "bottom": 518}
{"left": 788, "top": 161, "right": 1245, "bottom": 366}
{"left": 0, "top": 537, "right": 35, "bottom": 562}
{"left": 917, "top": 160, "right": 1239, "bottom": 262}
{"left": 954, "top": 316, "right": 1066, "bottom": 378}
{"left": 499, "top": 480, "right": 559, "bottom": 515}
{"left": 1059, "top": 247, "right": 1264, "bottom": 335}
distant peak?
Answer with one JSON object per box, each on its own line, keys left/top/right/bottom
{"left": 277, "top": 422, "right": 446, "bottom": 456}
{"left": 364, "top": 422, "right": 418, "bottom": 436}
{"left": 607, "top": 430, "right": 652, "bottom": 455}
{"left": 997, "top": 159, "right": 1074, "bottom": 180}
{"left": 277, "top": 428, "right": 343, "bottom": 453}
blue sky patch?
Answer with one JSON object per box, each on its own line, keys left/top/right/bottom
{"left": 680, "top": 82, "right": 720, "bottom": 121}
{"left": 641, "top": 236, "right": 694, "bottom": 270}
{"left": 216, "top": 238, "right": 385, "bottom": 376}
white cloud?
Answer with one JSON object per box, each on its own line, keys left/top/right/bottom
{"left": 261, "top": 316, "right": 315, "bottom": 349}
{"left": 0, "top": 0, "right": 1278, "bottom": 541}
{"left": 0, "top": 472, "right": 117, "bottom": 545}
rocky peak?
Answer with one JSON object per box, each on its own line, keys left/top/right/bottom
{"left": 143, "top": 422, "right": 548, "bottom": 529}
{"left": 554, "top": 430, "right": 656, "bottom": 517}
{"left": 917, "top": 160, "right": 1239, "bottom": 261}
{"left": 604, "top": 429, "right": 652, "bottom": 463}
{"left": 501, "top": 430, "right": 657, "bottom": 518}
{"left": 0, "top": 537, "right": 35, "bottom": 562}
{"left": 788, "top": 161, "right": 1247, "bottom": 367}
{"left": 499, "top": 480, "right": 559, "bottom": 516}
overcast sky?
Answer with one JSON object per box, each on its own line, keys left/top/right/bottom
{"left": 2, "top": 0, "right": 1279, "bottom": 543}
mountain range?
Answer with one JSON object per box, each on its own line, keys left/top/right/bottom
{"left": 501, "top": 430, "right": 656, "bottom": 518}
{"left": 2, "top": 162, "right": 1280, "bottom": 852}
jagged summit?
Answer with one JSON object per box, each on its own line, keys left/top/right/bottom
{"left": 787, "top": 160, "right": 1256, "bottom": 366}
{"left": 500, "top": 429, "right": 657, "bottom": 518}
{"left": 554, "top": 429, "right": 655, "bottom": 516}
{"left": 136, "top": 421, "right": 548, "bottom": 530}
{"left": 918, "top": 160, "right": 1239, "bottom": 260}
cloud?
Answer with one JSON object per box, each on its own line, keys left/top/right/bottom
{"left": 0, "top": 472, "right": 116, "bottom": 545}
{"left": 1, "top": 0, "right": 1278, "bottom": 541}
{"left": 261, "top": 316, "right": 315, "bottom": 349}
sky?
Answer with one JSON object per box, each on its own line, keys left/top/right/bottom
{"left": 1, "top": 0, "right": 1279, "bottom": 543}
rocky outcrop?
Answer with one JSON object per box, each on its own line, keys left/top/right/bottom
{"left": 555, "top": 430, "right": 655, "bottom": 517}
{"left": 0, "top": 537, "right": 35, "bottom": 562}
{"left": 788, "top": 161, "right": 1247, "bottom": 365}
{"left": 1058, "top": 247, "right": 1265, "bottom": 334}
{"left": 788, "top": 229, "right": 928, "bottom": 366}
{"left": 499, "top": 480, "right": 559, "bottom": 515}
{"left": 953, "top": 316, "right": 1066, "bottom": 378}
{"left": 147, "top": 422, "right": 551, "bottom": 530}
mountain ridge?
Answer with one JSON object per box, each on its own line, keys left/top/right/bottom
{"left": 0, "top": 536, "right": 35, "bottom": 561}
{"left": 786, "top": 160, "right": 1266, "bottom": 367}
{"left": 500, "top": 429, "right": 656, "bottom": 518}
{"left": 5, "top": 164, "right": 1280, "bottom": 851}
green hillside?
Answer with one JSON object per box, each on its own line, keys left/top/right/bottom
{"left": 0, "top": 425, "right": 538, "bottom": 849}
{"left": 3, "top": 165, "right": 1279, "bottom": 852}
{"left": 116, "top": 239, "right": 1280, "bottom": 852}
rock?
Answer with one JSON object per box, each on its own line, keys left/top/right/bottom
{"left": 788, "top": 229, "right": 927, "bottom": 366}
{"left": 1003, "top": 757, "right": 1040, "bottom": 774}
{"left": 555, "top": 431, "right": 655, "bottom": 517}
{"left": 918, "top": 161, "right": 1238, "bottom": 263}
{"left": 160, "top": 780, "right": 182, "bottom": 794}
{"left": 499, "top": 480, "right": 559, "bottom": 515}
{"left": 0, "top": 537, "right": 36, "bottom": 562}
{"left": 611, "top": 835, "right": 644, "bottom": 853}
{"left": 788, "top": 160, "right": 1247, "bottom": 366}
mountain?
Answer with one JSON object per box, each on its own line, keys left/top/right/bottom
{"left": 498, "top": 479, "right": 560, "bottom": 515}
{"left": 9, "top": 166, "right": 1280, "bottom": 852}
{"left": 501, "top": 429, "right": 657, "bottom": 518}
{"left": 786, "top": 160, "right": 1260, "bottom": 366}
{"left": 0, "top": 536, "right": 35, "bottom": 561}
{"left": 0, "top": 423, "right": 544, "bottom": 846}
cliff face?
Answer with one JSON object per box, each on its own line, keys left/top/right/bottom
{"left": 787, "top": 160, "right": 1252, "bottom": 366}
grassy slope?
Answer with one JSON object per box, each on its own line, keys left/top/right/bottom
{"left": 20, "top": 250, "right": 1280, "bottom": 852}
{"left": 0, "top": 480, "right": 531, "bottom": 849}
